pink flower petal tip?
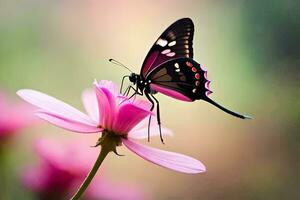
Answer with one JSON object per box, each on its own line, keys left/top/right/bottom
{"left": 123, "top": 139, "right": 206, "bottom": 174}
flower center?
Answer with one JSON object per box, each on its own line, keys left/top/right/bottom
{"left": 96, "top": 130, "right": 125, "bottom": 155}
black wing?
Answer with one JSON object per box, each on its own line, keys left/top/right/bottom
{"left": 148, "top": 58, "right": 210, "bottom": 101}
{"left": 141, "top": 18, "right": 194, "bottom": 78}
{"left": 148, "top": 58, "right": 251, "bottom": 119}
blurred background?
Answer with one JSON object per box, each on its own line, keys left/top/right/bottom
{"left": 0, "top": 0, "right": 299, "bottom": 199}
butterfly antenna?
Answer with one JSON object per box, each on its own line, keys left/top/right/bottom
{"left": 203, "top": 97, "right": 253, "bottom": 119}
{"left": 109, "top": 58, "right": 133, "bottom": 73}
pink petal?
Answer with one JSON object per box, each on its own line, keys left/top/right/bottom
{"left": 129, "top": 127, "right": 172, "bottom": 139}
{"left": 123, "top": 139, "right": 206, "bottom": 174}
{"left": 86, "top": 176, "right": 144, "bottom": 200}
{"left": 94, "top": 85, "right": 117, "bottom": 130}
{"left": 36, "top": 111, "right": 102, "bottom": 133}
{"left": 17, "top": 89, "right": 96, "bottom": 126}
{"left": 23, "top": 139, "right": 99, "bottom": 194}
{"left": 113, "top": 104, "right": 152, "bottom": 134}
{"left": 0, "top": 99, "right": 36, "bottom": 135}
{"left": 22, "top": 165, "right": 48, "bottom": 191}
{"left": 130, "top": 98, "right": 152, "bottom": 111}
{"left": 81, "top": 89, "right": 99, "bottom": 122}
{"left": 35, "top": 139, "right": 99, "bottom": 175}
{"left": 129, "top": 118, "right": 173, "bottom": 139}
{"left": 0, "top": 90, "right": 36, "bottom": 131}
{"left": 97, "top": 80, "right": 119, "bottom": 97}
{"left": 116, "top": 95, "right": 152, "bottom": 111}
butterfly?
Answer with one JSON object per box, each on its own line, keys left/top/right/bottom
{"left": 113, "top": 18, "right": 251, "bottom": 143}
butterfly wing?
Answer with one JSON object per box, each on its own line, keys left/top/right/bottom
{"left": 141, "top": 18, "right": 194, "bottom": 78}
{"left": 147, "top": 58, "right": 211, "bottom": 102}
{"left": 147, "top": 58, "right": 251, "bottom": 119}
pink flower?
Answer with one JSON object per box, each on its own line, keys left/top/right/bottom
{"left": 0, "top": 91, "right": 35, "bottom": 141}
{"left": 23, "top": 139, "right": 144, "bottom": 200}
{"left": 17, "top": 80, "right": 205, "bottom": 174}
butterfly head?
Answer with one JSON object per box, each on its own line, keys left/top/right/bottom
{"left": 129, "top": 73, "right": 140, "bottom": 85}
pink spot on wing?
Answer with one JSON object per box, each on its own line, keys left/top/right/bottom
{"left": 150, "top": 84, "right": 193, "bottom": 102}
{"left": 200, "top": 64, "right": 207, "bottom": 71}
{"left": 142, "top": 51, "right": 159, "bottom": 76}
{"left": 186, "top": 62, "right": 193, "bottom": 67}
{"left": 206, "top": 90, "right": 213, "bottom": 96}
{"left": 195, "top": 73, "right": 200, "bottom": 79}
{"left": 161, "top": 49, "right": 171, "bottom": 54}
{"left": 204, "top": 71, "right": 208, "bottom": 79}
{"left": 166, "top": 52, "right": 175, "bottom": 57}
{"left": 192, "top": 67, "right": 197, "bottom": 72}
{"left": 205, "top": 81, "right": 211, "bottom": 90}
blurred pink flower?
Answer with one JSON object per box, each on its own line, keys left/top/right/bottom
{"left": 17, "top": 80, "right": 205, "bottom": 173}
{"left": 0, "top": 91, "right": 35, "bottom": 141}
{"left": 23, "top": 139, "right": 144, "bottom": 200}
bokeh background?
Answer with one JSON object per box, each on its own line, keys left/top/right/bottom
{"left": 0, "top": 0, "right": 299, "bottom": 199}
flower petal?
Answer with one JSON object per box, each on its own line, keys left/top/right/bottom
{"left": 0, "top": 93, "right": 36, "bottom": 134}
{"left": 129, "top": 127, "right": 172, "bottom": 139}
{"left": 87, "top": 175, "right": 144, "bottom": 200}
{"left": 35, "top": 139, "right": 99, "bottom": 174}
{"left": 94, "top": 85, "right": 117, "bottom": 130}
{"left": 114, "top": 104, "right": 152, "bottom": 134}
{"left": 36, "top": 111, "right": 102, "bottom": 133}
{"left": 122, "top": 139, "right": 206, "bottom": 174}
{"left": 129, "top": 98, "right": 152, "bottom": 111}
{"left": 17, "top": 89, "right": 97, "bottom": 126}
{"left": 22, "top": 165, "right": 47, "bottom": 191}
{"left": 97, "top": 80, "right": 118, "bottom": 97}
{"left": 129, "top": 118, "right": 173, "bottom": 139}
{"left": 116, "top": 95, "right": 152, "bottom": 111}
{"left": 81, "top": 89, "right": 99, "bottom": 122}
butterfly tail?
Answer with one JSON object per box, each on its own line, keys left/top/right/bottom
{"left": 203, "top": 97, "right": 252, "bottom": 119}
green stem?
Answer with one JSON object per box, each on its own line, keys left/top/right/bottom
{"left": 71, "top": 147, "right": 109, "bottom": 200}
{"left": 0, "top": 147, "right": 10, "bottom": 200}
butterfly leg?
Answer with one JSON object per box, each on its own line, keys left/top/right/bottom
{"left": 122, "top": 86, "right": 132, "bottom": 96}
{"left": 120, "top": 85, "right": 143, "bottom": 104}
{"left": 150, "top": 93, "right": 164, "bottom": 144}
{"left": 120, "top": 75, "right": 129, "bottom": 94}
{"left": 122, "top": 85, "right": 135, "bottom": 98}
{"left": 126, "top": 85, "right": 143, "bottom": 99}
{"left": 123, "top": 83, "right": 142, "bottom": 97}
{"left": 132, "top": 84, "right": 143, "bottom": 101}
{"left": 145, "top": 92, "right": 155, "bottom": 142}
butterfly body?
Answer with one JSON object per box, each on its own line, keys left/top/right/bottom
{"left": 121, "top": 18, "right": 251, "bottom": 142}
